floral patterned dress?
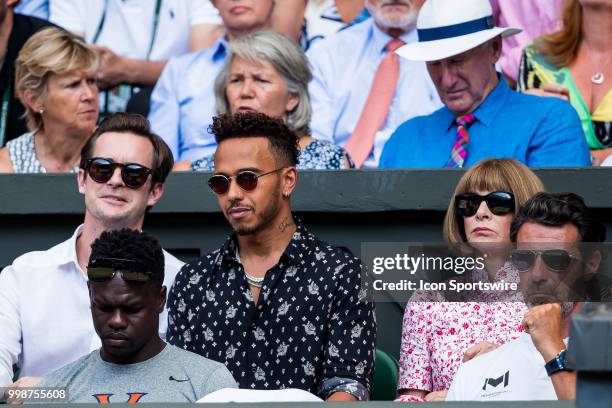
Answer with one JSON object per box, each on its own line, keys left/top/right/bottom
{"left": 397, "top": 262, "right": 528, "bottom": 397}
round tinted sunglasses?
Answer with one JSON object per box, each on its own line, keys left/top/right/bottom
{"left": 86, "top": 158, "right": 152, "bottom": 189}
{"left": 510, "top": 249, "right": 580, "bottom": 273}
{"left": 208, "top": 168, "right": 284, "bottom": 195}
{"left": 87, "top": 257, "right": 153, "bottom": 283}
{"left": 455, "top": 191, "right": 515, "bottom": 217}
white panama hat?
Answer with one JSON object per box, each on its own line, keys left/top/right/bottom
{"left": 395, "top": 0, "right": 522, "bottom": 62}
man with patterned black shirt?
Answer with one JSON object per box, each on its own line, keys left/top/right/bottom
{"left": 167, "top": 112, "right": 376, "bottom": 401}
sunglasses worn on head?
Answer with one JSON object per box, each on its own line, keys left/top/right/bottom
{"left": 87, "top": 257, "right": 152, "bottom": 283}
{"left": 208, "top": 168, "right": 284, "bottom": 195}
{"left": 86, "top": 158, "right": 152, "bottom": 189}
{"left": 510, "top": 249, "right": 580, "bottom": 273}
{"left": 455, "top": 191, "right": 515, "bottom": 217}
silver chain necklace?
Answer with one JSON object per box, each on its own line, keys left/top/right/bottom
{"left": 236, "top": 247, "right": 264, "bottom": 288}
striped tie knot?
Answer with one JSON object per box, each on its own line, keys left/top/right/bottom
{"left": 456, "top": 114, "right": 476, "bottom": 129}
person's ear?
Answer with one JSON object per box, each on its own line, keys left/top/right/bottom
{"left": 281, "top": 166, "right": 297, "bottom": 198}
{"left": 490, "top": 36, "right": 503, "bottom": 63}
{"left": 286, "top": 93, "right": 299, "bottom": 115}
{"left": 585, "top": 249, "right": 602, "bottom": 276}
{"left": 158, "top": 285, "right": 167, "bottom": 314}
{"left": 22, "top": 89, "right": 44, "bottom": 115}
{"left": 77, "top": 168, "right": 87, "bottom": 195}
{"left": 147, "top": 182, "right": 164, "bottom": 207}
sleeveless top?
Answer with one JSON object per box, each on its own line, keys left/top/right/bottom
{"left": 191, "top": 139, "right": 353, "bottom": 171}
{"left": 519, "top": 45, "right": 612, "bottom": 149}
{"left": 7, "top": 132, "right": 79, "bottom": 173}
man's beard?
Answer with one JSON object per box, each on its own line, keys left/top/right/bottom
{"left": 366, "top": 0, "right": 419, "bottom": 30}
{"left": 233, "top": 193, "right": 282, "bottom": 236}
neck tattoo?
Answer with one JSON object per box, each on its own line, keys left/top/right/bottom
{"left": 279, "top": 217, "right": 294, "bottom": 233}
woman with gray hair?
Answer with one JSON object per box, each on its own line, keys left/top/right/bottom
{"left": 174, "top": 30, "right": 351, "bottom": 171}
{"left": 0, "top": 27, "right": 99, "bottom": 173}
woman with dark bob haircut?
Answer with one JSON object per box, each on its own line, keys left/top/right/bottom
{"left": 396, "top": 159, "right": 544, "bottom": 402}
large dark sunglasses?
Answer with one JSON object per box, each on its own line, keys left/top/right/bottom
{"left": 455, "top": 191, "right": 515, "bottom": 217}
{"left": 510, "top": 249, "right": 580, "bottom": 273}
{"left": 208, "top": 168, "right": 284, "bottom": 195}
{"left": 87, "top": 257, "right": 152, "bottom": 283}
{"left": 86, "top": 158, "right": 152, "bottom": 189}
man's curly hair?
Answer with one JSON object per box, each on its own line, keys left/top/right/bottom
{"left": 209, "top": 112, "right": 299, "bottom": 166}
{"left": 89, "top": 229, "right": 165, "bottom": 286}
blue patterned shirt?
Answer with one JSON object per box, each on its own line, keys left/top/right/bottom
{"left": 167, "top": 222, "right": 376, "bottom": 399}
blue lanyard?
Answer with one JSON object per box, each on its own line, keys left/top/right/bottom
{"left": 0, "top": 83, "right": 11, "bottom": 146}
{"left": 93, "top": 0, "right": 163, "bottom": 61}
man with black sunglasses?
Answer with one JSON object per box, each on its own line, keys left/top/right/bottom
{"left": 32, "top": 229, "right": 236, "bottom": 403}
{"left": 0, "top": 113, "right": 183, "bottom": 390}
{"left": 167, "top": 112, "right": 376, "bottom": 401}
{"left": 447, "top": 192, "right": 606, "bottom": 402}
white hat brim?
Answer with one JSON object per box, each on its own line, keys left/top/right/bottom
{"left": 396, "top": 27, "right": 521, "bottom": 62}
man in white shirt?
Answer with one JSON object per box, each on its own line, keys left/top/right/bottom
{"left": 49, "top": 0, "right": 222, "bottom": 114}
{"left": 447, "top": 192, "right": 606, "bottom": 401}
{"left": 0, "top": 113, "right": 183, "bottom": 389}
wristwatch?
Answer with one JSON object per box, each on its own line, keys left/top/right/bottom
{"left": 545, "top": 349, "right": 571, "bottom": 376}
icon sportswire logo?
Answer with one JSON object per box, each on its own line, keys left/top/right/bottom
{"left": 482, "top": 371, "right": 510, "bottom": 391}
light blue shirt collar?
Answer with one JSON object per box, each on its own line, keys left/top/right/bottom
{"left": 370, "top": 21, "right": 418, "bottom": 54}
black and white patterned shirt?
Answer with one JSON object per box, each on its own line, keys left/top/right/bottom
{"left": 167, "top": 222, "right": 376, "bottom": 400}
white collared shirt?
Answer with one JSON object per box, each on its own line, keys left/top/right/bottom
{"left": 0, "top": 225, "right": 184, "bottom": 386}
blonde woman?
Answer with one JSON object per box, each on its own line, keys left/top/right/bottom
{"left": 396, "top": 159, "right": 544, "bottom": 402}
{"left": 0, "top": 27, "right": 99, "bottom": 173}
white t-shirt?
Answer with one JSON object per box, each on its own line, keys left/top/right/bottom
{"left": 49, "top": 0, "right": 220, "bottom": 60}
{"left": 447, "top": 333, "right": 563, "bottom": 401}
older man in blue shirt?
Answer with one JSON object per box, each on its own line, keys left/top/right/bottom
{"left": 380, "top": 0, "right": 590, "bottom": 169}
{"left": 307, "top": 0, "right": 441, "bottom": 168}
{"left": 148, "top": 0, "right": 274, "bottom": 162}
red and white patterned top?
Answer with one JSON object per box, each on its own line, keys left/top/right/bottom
{"left": 397, "top": 263, "right": 528, "bottom": 394}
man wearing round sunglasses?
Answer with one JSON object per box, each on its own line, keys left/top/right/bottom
{"left": 0, "top": 113, "right": 183, "bottom": 390}
{"left": 32, "top": 229, "right": 236, "bottom": 403}
{"left": 447, "top": 192, "right": 605, "bottom": 402}
{"left": 167, "top": 112, "right": 376, "bottom": 401}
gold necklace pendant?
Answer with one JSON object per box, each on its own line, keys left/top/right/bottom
{"left": 592, "top": 72, "right": 605, "bottom": 85}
